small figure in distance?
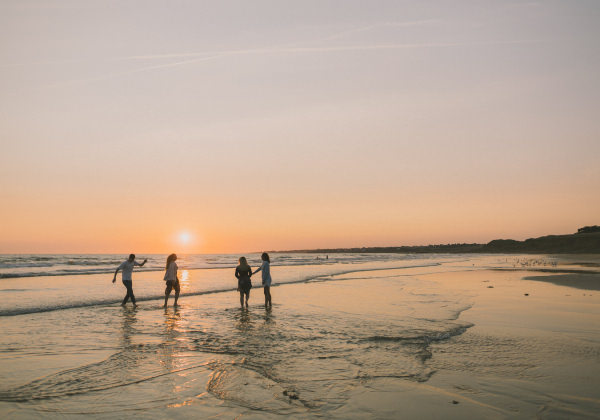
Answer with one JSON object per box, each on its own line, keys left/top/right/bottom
{"left": 163, "top": 254, "right": 180, "bottom": 307}
{"left": 235, "top": 257, "right": 252, "bottom": 309}
{"left": 113, "top": 254, "right": 147, "bottom": 308}
{"left": 253, "top": 252, "right": 272, "bottom": 308}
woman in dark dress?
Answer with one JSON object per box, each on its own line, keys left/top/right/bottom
{"left": 235, "top": 257, "right": 252, "bottom": 309}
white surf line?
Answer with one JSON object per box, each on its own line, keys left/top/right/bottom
{"left": 0, "top": 260, "right": 431, "bottom": 278}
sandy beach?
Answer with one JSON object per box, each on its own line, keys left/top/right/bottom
{"left": 524, "top": 273, "right": 600, "bottom": 291}
{"left": 0, "top": 254, "right": 599, "bottom": 418}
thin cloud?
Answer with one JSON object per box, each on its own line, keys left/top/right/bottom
{"left": 46, "top": 53, "right": 226, "bottom": 88}
{"left": 113, "top": 38, "right": 540, "bottom": 63}
{"left": 47, "top": 39, "right": 541, "bottom": 88}
{"left": 323, "top": 19, "right": 441, "bottom": 41}
{"left": 112, "top": 19, "right": 442, "bottom": 62}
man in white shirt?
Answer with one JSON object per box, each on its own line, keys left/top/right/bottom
{"left": 112, "top": 254, "right": 147, "bottom": 307}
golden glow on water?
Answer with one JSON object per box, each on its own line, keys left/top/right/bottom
{"left": 159, "top": 308, "right": 183, "bottom": 370}
{"left": 167, "top": 398, "right": 196, "bottom": 408}
{"left": 180, "top": 270, "right": 190, "bottom": 290}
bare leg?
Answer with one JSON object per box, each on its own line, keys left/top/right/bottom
{"left": 245, "top": 290, "right": 250, "bottom": 308}
{"left": 239, "top": 291, "right": 244, "bottom": 308}
{"left": 174, "top": 291, "right": 179, "bottom": 306}
{"left": 164, "top": 292, "right": 169, "bottom": 307}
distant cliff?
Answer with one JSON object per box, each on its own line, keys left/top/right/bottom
{"left": 281, "top": 226, "right": 600, "bottom": 254}
{"left": 484, "top": 230, "right": 600, "bottom": 253}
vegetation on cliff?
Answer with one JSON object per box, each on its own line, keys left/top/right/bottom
{"left": 282, "top": 227, "right": 600, "bottom": 254}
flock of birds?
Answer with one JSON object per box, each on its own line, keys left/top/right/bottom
{"left": 510, "top": 258, "right": 558, "bottom": 268}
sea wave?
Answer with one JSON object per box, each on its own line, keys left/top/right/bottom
{"left": 0, "top": 262, "right": 442, "bottom": 316}
{"left": 0, "top": 253, "right": 436, "bottom": 279}
{"left": 0, "top": 266, "right": 225, "bottom": 279}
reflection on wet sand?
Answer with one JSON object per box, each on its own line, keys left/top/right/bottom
{"left": 160, "top": 307, "right": 182, "bottom": 372}
{"left": 179, "top": 270, "right": 190, "bottom": 290}
{"left": 235, "top": 308, "right": 253, "bottom": 332}
{"left": 263, "top": 306, "right": 274, "bottom": 325}
{"left": 120, "top": 306, "right": 138, "bottom": 348}
{"left": 233, "top": 306, "right": 275, "bottom": 332}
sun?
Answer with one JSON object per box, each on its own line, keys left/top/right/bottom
{"left": 172, "top": 230, "right": 203, "bottom": 251}
{"left": 179, "top": 232, "right": 192, "bottom": 245}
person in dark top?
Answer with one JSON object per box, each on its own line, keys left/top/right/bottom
{"left": 235, "top": 256, "right": 252, "bottom": 309}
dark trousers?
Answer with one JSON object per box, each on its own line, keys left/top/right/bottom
{"left": 122, "top": 281, "right": 136, "bottom": 304}
{"left": 165, "top": 280, "right": 180, "bottom": 295}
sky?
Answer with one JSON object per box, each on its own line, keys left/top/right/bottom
{"left": 0, "top": 0, "right": 599, "bottom": 254}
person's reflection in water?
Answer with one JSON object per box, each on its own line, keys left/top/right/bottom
{"left": 116, "top": 307, "right": 140, "bottom": 381}
{"left": 157, "top": 307, "right": 183, "bottom": 405}
{"left": 235, "top": 308, "right": 253, "bottom": 333}
{"left": 120, "top": 306, "right": 138, "bottom": 348}
{"left": 263, "top": 307, "right": 274, "bottom": 325}
{"left": 162, "top": 306, "right": 181, "bottom": 356}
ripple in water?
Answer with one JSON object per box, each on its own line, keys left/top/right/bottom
{"left": 0, "top": 271, "right": 473, "bottom": 416}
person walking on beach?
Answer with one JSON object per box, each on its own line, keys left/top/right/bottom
{"left": 163, "top": 254, "right": 180, "bottom": 307}
{"left": 112, "top": 254, "right": 147, "bottom": 307}
{"left": 235, "top": 257, "right": 252, "bottom": 309}
{"left": 253, "top": 252, "right": 272, "bottom": 308}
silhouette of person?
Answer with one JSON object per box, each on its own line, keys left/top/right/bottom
{"left": 113, "top": 254, "right": 147, "bottom": 307}
{"left": 235, "top": 257, "right": 252, "bottom": 309}
{"left": 253, "top": 252, "right": 272, "bottom": 308}
{"left": 163, "top": 254, "right": 180, "bottom": 307}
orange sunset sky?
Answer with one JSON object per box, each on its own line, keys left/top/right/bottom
{"left": 1, "top": 1, "right": 599, "bottom": 254}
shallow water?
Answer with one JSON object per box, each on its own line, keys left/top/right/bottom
{"left": 1, "top": 254, "right": 599, "bottom": 418}
{"left": 0, "top": 254, "right": 452, "bottom": 316}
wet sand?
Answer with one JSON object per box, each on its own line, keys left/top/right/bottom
{"left": 524, "top": 273, "right": 600, "bottom": 291}
{"left": 0, "top": 257, "right": 599, "bottom": 418}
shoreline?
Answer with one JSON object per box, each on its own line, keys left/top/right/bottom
{"left": 0, "top": 260, "right": 448, "bottom": 317}
{"left": 2, "top": 255, "right": 599, "bottom": 318}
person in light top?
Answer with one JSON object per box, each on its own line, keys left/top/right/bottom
{"left": 112, "top": 254, "right": 147, "bottom": 307}
{"left": 163, "top": 253, "right": 180, "bottom": 307}
{"left": 253, "top": 252, "right": 272, "bottom": 308}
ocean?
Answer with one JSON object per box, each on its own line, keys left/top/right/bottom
{"left": 0, "top": 253, "right": 449, "bottom": 317}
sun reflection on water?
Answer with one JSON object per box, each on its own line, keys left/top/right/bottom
{"left": 180, "top": 270, "right": 189, "bottom": 290}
